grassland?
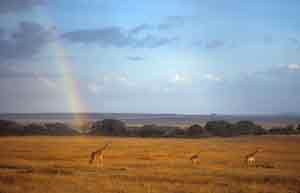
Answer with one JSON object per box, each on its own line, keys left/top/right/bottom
{"left": 0, "top": 136, "right": 300, "bottom": 193}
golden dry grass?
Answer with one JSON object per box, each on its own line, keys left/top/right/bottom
{"left": 0, "top": 135, "right": 300, "bottom": 193}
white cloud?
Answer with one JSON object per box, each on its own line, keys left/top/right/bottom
{"left": 175, "top": 73, "right": 185, "bottom": 82}
{"left": 88, "top": 82, "right": 103, "bottom": 94}
{"left": 171, "top": 73, "right": 190, "bottom": 83}
{"left": 88, "top": 73, "right": 136, "bottom": 94}
{"left": 203, "top": 73, "right": 223, "bottom": 81}
{"left": 117, "top": 76, "right": 128, "bottom": 82}
{"left": 0, "top": 65, "right": 59, "bottom": 89}
{"left": 163, "top": 87, "right": 172, "bottom": 93}
{"left": 38, "top": 77, "right": 57, "bottom": 88}
{"left": 287, "top": 64, "right": 300, "bottom": 70}
{"left": 116, "top": 75, "right": 136, "bottom": 86}
{"left": 34, "top": 73, "right": 57, "bottom": 89}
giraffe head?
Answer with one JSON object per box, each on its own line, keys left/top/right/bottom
{"left": 104, "top": 142, "right": 112, "bottom": 148}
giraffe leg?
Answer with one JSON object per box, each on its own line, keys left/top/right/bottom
{"left": 249, "top": 158, "right": 255, "bottom": 167}
{"left": 96, "top": 157, "right": 100, "bottom": 168}
{"left": 100, "top": 155, "right": 103, "bottom": 168}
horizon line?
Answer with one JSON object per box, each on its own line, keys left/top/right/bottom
{"left": 0, "top": 112, "right": 299, "bottom": 116}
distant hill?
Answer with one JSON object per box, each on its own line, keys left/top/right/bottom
{"left": 277, "top": 112, "right": 300, "bottom": 117}
{"left": 1, "top": 113, "right": 300, "bottom": 127}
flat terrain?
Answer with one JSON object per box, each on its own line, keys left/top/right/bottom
{"left": 0, "top": 136, "right": 300, "bottom": 193}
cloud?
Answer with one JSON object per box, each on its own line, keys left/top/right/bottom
{"left": 0, "top": 64, "right": 60, "bottom": 89}
{"left": 129, "top": 16, "right": 185, "bottom": 34}
{"left": 0, "top": 65, "right": 60, "bottom": 79}
{"left": 246, "top": 66, "right": 300, "bottom": 112}
{"left": 251, "top": 63, "right": 300, "bottom": 82}
{"left": 0, "top": 28, "right": 4, "bottom": 38}
{"left": 263, "top": 35, "right": 273, "bottom": 44}
{"left": 129, "top": 24, "right": 152, "bottom": 34}
{"left": 61, "top": 15, "right": 184, "bottom": 48}
{"left": 192, "top": 39, "right": 225, "bottom": 49}
{"left": 91, "top": 73, "right": 135, "bottom": 87}
{"left": 88, "top": 82, "right": 103, "bottom": 94}
{"left": 116, "top": 75, "right": 136, "bottom": 87}
{"left": 127, "top": 56, "right": 145, "bottom": 61}
{"left": 288, "top": 37, "right": 300, "bottom": 49}
{"left": 35, "top": 75, "right": 57, "bottom": 89}
{"left": 193, "top": 40, "right": 202, "bottom": 47}
{"left": 61, "top": 27, "right": 130, "bottom": 47}
{"left": 0, "top": 65, "right": 58, "bottom": 95}
{"left": 0, "top": 0, "right": 46, "bottom": 13}
{"left": 134, "top": 35, "right": 178, "bottom": 48}
{"left": 62, "top": 26, "right": 178, "bottom": 48}
{"left": 205, "top": 40, "right": 225, "bottom": 49}
{"left": 157, "top": 16, "right": 185, "bottom": 30}
{"left": 87, "top": 73, "right": 136, "bottom": 96}
{"left": 203, "top": 73, "right": 223, "bottom": 81}
{"left": 170, "top": 73, "right": 191, "bottom": 84}
{"left": 174, "top": 73, "right": 185, "bottom": 82}
{"left": 287, "top": 64, "right": 300, "bottom": 70}
{"left": 288, "top": 37, "right": 299, "bottom": 44}
{"left": 0, "top": 21, "right": 54, "bottom": 63}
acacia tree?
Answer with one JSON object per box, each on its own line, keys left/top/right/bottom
{"left": 186, "top": 124, "right": 205, "bottom": 136}
{"left": 297, "top": 124, "right": 300, "bottom": 132}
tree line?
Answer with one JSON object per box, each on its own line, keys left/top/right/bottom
{"left": 1, "top": 119, "right": 300, "bottom": 137}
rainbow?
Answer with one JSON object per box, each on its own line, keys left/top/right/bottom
{"left": 36, "top": 10, "right": 87, "bottom": 126}
{"left": 51, "top": 42, "right": 87, "bottom": 127}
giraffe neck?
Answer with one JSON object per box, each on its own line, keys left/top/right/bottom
{"left": 96, "top": 144, "right": 109, "bottom": 153}
{"left": 246, "top": 150, "right": 259, "bottom": 158}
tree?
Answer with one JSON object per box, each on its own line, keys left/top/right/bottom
{"left": 205, "top": 120, "right": 236, "bottom": 137}
{"left": 297, "top": 124, "right": 300, "bottom": 132}
{"left": 138, "top": 124, "right": 165, "bottom": 137}
{"left": 89, "top": 119, "right": 127, "bottom": 136}
{"left": 0, "top": 120, "right": 24, "bottom": 136}
{"left": 269, "top": 124, "right": 296, "bottom": 135}
{"left": 186, "top": 124, "right": 205, "bottom": 136}
{"left": 234, "top": 120, "right": 267, "bottom": 135}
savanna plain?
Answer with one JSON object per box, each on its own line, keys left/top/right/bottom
{"left": 0, "top": 135, "right": 300, "bottom": 193}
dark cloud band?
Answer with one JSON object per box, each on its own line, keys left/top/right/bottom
{"left": 62, "top": 26, "right": 178, "bottom": 48}
{"left": 0, "top": 0, "right": 46, "bottom": 13}
{"left": 0, "top": 21, "right": 53, "bottom": 63}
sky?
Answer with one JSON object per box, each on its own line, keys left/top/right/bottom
{"left": 0, "top": 0, "right": 300, "bottom": 114}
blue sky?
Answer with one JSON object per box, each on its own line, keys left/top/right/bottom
{"left": 0, "top": 0, "right": 300, "bottom": 114}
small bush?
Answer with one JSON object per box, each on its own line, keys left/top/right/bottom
{"left": 205, "top": 120, "right": 236, "bottom": 137}
{"left": 0, "top": 120, "right": 24, "bottom": 136}
{"left": 23, "top": 123, "right": 48, "bottom": 135}
{"left": 269, "top": 125, "right": 297, "bottom": 135}
{"left": 297, "top": 124, "right": 300, "bottom": 131}
{"left": 162, "top": 127, "right": 185, "bottom": 137}
{"left": 44, "top": 123, "right": 78, "bottom": 135}
{"left": 185, "top": 124, "right": 205, "bottom": 136}
{"left": 234, "top": 120, "right": 267, "bottom": 135}
{"left": 89, "top": 119, "right": 127, "bottom": 136}
{"left": 138, "top": 124, "right": 166, "bottom": 137}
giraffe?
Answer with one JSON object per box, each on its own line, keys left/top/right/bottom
{"left": 245, "top": 148, "right": 262, "bottom": 167}
{"left": 89, "top": 142, "right": 111, "bottom": 168}
{"left": 190, "top": 154, "right": 199, "bottom": 164}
